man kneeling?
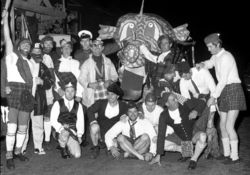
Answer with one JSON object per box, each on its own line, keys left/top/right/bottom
{"left": 50, "top": 82, "right": 84, "bottom": 159}
{"left": 105, "top": 102, "right": 157, "bottom": 161}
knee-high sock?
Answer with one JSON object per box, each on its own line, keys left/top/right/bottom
{"left": 44, "top": 121, "right": 51, "bottom": 142}
{"left": 15, "top": 130, "right": 27, "bottom": 154}
{"left": 6, "top": 123, "right": 17, "bottom": 159}
{"left": 222, "top": 137, "right": 230, "bottom": 157}
{"left": 230, "top": 140, "right": 239, "bottom": 160}
{"left": 191, "top": 141, "right": 207, "bottom": 161}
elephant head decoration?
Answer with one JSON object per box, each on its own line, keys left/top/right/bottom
{"left": 98, "top": 0, "right": 190, "bottom": 100}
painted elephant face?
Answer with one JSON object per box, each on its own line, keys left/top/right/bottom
{"left": 114, "top": 13, "right": 177, "bottom": 68}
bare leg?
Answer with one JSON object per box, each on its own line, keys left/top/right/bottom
{"left": 67, "top": 136, "right": 81, "bottom": 158}
{"left": 90, "top": 123, "right": 100, "bottom": 146}
{"left": 220, "top": 112, "right": 230, "bottom": 157}
{"left": 226, "top": 110, "right": 239, "bottom": 160}
{"left": 117, "top": 135, "right": 144, "bottom": 160}
{"left": 191, "top": 132, "right": 207, "bottom": 161}
{"left": 134, "top": 134, "right": 150, "bottom": 154}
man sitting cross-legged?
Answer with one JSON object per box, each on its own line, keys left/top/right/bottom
{"left": 50, "top": 81, "right": 84, "bottom": 159}
{"left": 105, "top": 102, "right": 157, "bottom": 161}
{"left": 150, "top": 92, "right": 207, "bottom": 169}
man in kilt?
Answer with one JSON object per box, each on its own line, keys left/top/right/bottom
{"left": 3, "top": 10, "right": 34, "bottom": 169}
{"left": 196, "top": 33, "right": 247, "bottom": 164}
{"left": 150, "top": 92, "right": 208, "bottom": 170}
{"left": 50, "top": 81, "right": 84, "bottom": 159}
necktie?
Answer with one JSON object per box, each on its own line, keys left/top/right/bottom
{"left": 191, "top": 79, "right": 200, "bottom": 94}
{"left": 129, "top": 120, "right": 137, "bottom": 139}
{"left": 67, "top": 101, "right": 71, "bottom": 111}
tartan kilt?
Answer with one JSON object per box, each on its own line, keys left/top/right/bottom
{"left": 94, "top": 81, "right": 108, "bottom": 101}
{"left": 218, "top": 83, "right": 247, "bottom": 112}
{"left": 7, "top": 82, "right": 33, "bottom": 112}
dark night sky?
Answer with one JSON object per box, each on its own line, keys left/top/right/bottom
{"left": 84, "top": 0, "right": 249, "bottom": 73}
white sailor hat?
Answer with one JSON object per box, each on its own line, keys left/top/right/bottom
{"left": 64, "top": 82, "right": 76, "bottom": 90}
{"left": 78, "top": 30, "right": 93, "bottom": 39}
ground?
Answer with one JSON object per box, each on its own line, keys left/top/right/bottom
{"left": 1, "top": 112, "right": 250, "bottom": 175}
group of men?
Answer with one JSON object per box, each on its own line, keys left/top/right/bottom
{"left": 1, "top": 6, "right": 247, "bottom": 172}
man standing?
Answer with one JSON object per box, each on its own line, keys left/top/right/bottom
{"left": 79, "top": 38, "right": 118, "bottom": 107}
{"left": 74, "top": 30, "right": 93, "bottom": 67}
{"left": 105, "top": 102, "right": 157, "bottom": 161}
{"left": 50, "top": 81, "right": 84, "bottom": 159}
{"left": 3, "top": 9, "right": 34, "bottom": 169}
{"left": 196, "top": 33, "right": 247, "bottom": 164}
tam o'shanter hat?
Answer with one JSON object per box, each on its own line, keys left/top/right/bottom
{"left": 64, "top": 81, "right": 76, "bottom": 90}
{"left": 78, "top": 30, "right": 93, "bottom": 39}
{"left": 31, "top": 43, "right": 42, "bottom": 54}
{"left": 107, "top": 82, "right": 124, "bottom": 97}
{"left": 92, "top": 38, "right": 104, "bottom": 45}
{"left": 177, "top": 61, "right": 190, "bottom": 76}
{"left": 204, "top": 33, "right": 220, "bottom": 44}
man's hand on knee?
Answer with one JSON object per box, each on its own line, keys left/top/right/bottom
{"left": 110, "top": 146, "right": 120, "bottom": 159}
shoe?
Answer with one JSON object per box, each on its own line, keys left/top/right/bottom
{"left": 177, "top": 156, "right": 189, "bottom": 162}
{"left": 22, "top": 150, "right": 27, "bottom": 155}
{"left": 34, "top": 148, "right": 46, "bottom": 155}
{"left": 43, "top": 141, "right": 52, "bottom": 151}
{"left": 6, "top": 159, "right": 15, "bottom": 170}
{"left": 215, "top": 155, "right": 230, "bottom": 161}
{"left": 14, "top": 154, "right": 29, "bottom": 161}
{"left": 98, "top": 141, "right": 106, "bottom": 149}
{"left": 223, "top": 158, "right": 241, "bottom": 165}
{"left": 56, "top": 145, "right": 62, "bottom": 151}
{"left": 188, "top": 160, "right": 197, "bottom": 170}
{"left": 60, "top": 148, "right": 70, "bottom": 159}
{"left": 90, "top": 146, "right": 100, "bottom": 159}
{"left": 81, "top": 140, "right": 89, "bottom": 147}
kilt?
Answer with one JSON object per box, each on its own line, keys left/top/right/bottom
{"left": 218, "top": 83, "right": 247, "bottom": 112}
{"left": 7, "top": 82, "right": 33, "bottom": 112}
{"left": 94, "top": 81, "right": 108, "bottom": 101}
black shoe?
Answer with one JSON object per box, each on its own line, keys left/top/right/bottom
{"left": 6, "top": 159, "right": 15, "bottom": 170}
{"left": 90, "top": 146, "right": 100, "bottom": 159}
{"left": 43, "top": 141, "right": 52, "bottom": 151}
{"left": 60, "top": 148, "right": 70, "bottom": 159}
{"left": 81, "top": 140, "right": 89, "bottom": 147}
{"left": 56, "top": 145, "right": 62, "bottom": 151}
{"left": 223, "top": 158, "right": 241, "bottom": 165}
{"left": 177, "top": 156, "right": 189, "bottom": 162}
{"left": 99, "top": 141, "right": 106, "bottom": 149}
{"left": 188, "top": 160, "right": 197, "bottom": 170}
{"left": 14, "top": 154, "right": 29, "bottom": 161}
{"left": 205, "top": 153, "right": 213, "bottom": 160}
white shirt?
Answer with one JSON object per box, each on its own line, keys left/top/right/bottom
{"left": 42, "top": 54, "right": 54, "bottom": 105}
{"left": 179, "top": 67, "right": 216, "bottom": 99}
{"left": 142, "top": 103, "right": 174, "bottom": 135}
{"left": 168, "top": 109, "right": 182, "bottom": 124}
{"left": 42, "top": 54, "right": 54, "bottom": 69}
{"left": 105, "top": 117, "right": 157, "bottom": 155}
{"left": 105, "top": 103, "right": 119, "bottom": 118}
{"left": 5, "top": 52, "right": 32, "bottom": 83}
{"left": 50, "top": 96, "right": 85, "bottom": 137}
{"left": 139, "top": 44, "right": 170, "bottom": 63}
{"left": 30, "top": 59, "right": 40, "bottom": 96}
{"left": 56, "top": 56, "right": 83, "bottom": 97}
{"left": 203, "top": 48, "right": 241, "bottom": 98}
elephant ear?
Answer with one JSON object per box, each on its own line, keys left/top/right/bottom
{"left": 98, "top": 24, "right": 117, "bottom": 40}
{"left": 173, "top": 23, "right": 191, "bottom": 41}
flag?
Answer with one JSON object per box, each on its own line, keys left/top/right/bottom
{"left": 21, "top": 13, "right": 32, "bottom": 43}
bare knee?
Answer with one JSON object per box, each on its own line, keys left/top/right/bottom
{"left": 74, "top": 152, "right": 81, "bottom": 158}
{"left": 18, "top": 125, "right": 28, "bottom": 132}
{"left": 140, "top": 134, "right": 150, "bottom": 142}
{"left": 90, "top": 123, "right": 100, "bottom": 134}
{"left": 199, "top": 132, "right": 207, "bottom": 143}
{"left": 117, "top": 134, "right": 126, "bottom": 143}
